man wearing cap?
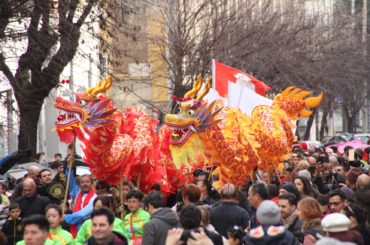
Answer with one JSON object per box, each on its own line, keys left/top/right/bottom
{"left": 242, "top": 200, "right": 299, "bottom": 245}
{"left": 321, "top": 213, "right": 364, "bottom": 245}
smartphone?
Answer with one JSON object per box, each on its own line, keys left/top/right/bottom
{"left": 348, "top": 149, "right": 355, "bottom": 162}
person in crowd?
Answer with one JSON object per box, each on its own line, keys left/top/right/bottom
{"left": 38, "top": 169, "right": 65, "bottom": 204}
{"left": 227, "top": 225, "right": 245, "bottom": 245}
{"left": 354, "top": 174, "right": 370, "bottom": 224}
{"left": 280, "top": 166, "right": 294, "bottom": 184}
{"left": 321, "top": 212, "right": 364, "bottom": 245}
{"left": 242, "top": 200, "right": 299, "bottom": 245}
{"left": 95, "top": 181, "right": 111, "bottom": 196}
{"left": 35, "top": 152, "right": 47, "bottom": 166}
{"left": 13, "top": 178, "right": 51, "bottom": 218}
{"left": 64, "top": 174, "right": 96, "bottom": 238}
{"left": 328, "top": 190, "right": 347, "bottom": 213}
{"left": 196, "top": 174, "right": 216, "bottom": 206}
{"left": 279, "top": 183, "right": 300, "bottom": 199}
{"left": 278, "top": 193, "right": 303, "bottom": 243}
{"left": 0, "top": 189, "right": 9, "bottom": 229}
{"left": 298, "top": 197, "right": 324, "bottom": 244}
{"left": 194, "top": 170, "right": 221, "bottom": 201}
{"left": 334, "top": 165, "right": 346, "bottom": 177}
{"left": 267, "top": 184, "right": 280, "bottom": 203}
{"left": 45, "top": 204, "right": 74, "bottom": 245}
{"left": 85, "top": 208, "right": 127, "bottom": 245}
{"left": 173, "top": 184, "right": 201, "bottom": 212}
{"left": 2, "top": 203, "right": 23, "bottom": 245}
{"left": 341, "top": 203, "right": 370, "bottom": 242}
{"left": 248, "top": 183, "right": 269, "bottom": 228}
{"left": 142, "top": 191, "right": 180, "bottom": 245}
{"left": 179, "top": 204, "right": 223, "bottom": 245}
{"left": 345, "top": 167, "right": 362, "bottom": 191}
{"left": 317, "top": 195, "right": 330, "bottom": 215}
{"left": 210, "top": 183, "right": 250, "bottom": 237}
{"left": 122, "top": 189, "right": 150, "bottom": 243}
{"left": 296, "top": 160, "right": 310, "bottom": 171}
{"left": 12, "top": 166, "right": 41, "bottom": 199}
{"left": 293, "top": 176, "right": 316, "bottom": 199}
{"left": 0, "top": 182, "right": 10, "bottom": 204}
{"left": 115, "top": 182, "right": 133, "bottom": 217}
{"left": 49, "top": 153, "right": 63, "bottom": 169}
{"left": 16, "top": 214, "right": 58, "bottom": 245}
{"left": 165, "top": 227, "right": 214, "bottom": 245}
{"left": 76, "top": 196, "right": 124, "bottom": 245}
{"left": 290, "top": 153, "right": 300, "bottom": 167}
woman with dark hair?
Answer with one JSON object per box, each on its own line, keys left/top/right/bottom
{"left": 75, "top": 195, "right": 125, "bottom": 244}
{"left": 293, "top": 176, "right": 316, "bottom": 199}
{"left": 227, "top": 225, "right": 245, "bottom": 245}
{"left": 298, "top": 197, "right": 324, "bottom": 244}
{"left": 342, "top": 203, "right": 370, "bottom": 242}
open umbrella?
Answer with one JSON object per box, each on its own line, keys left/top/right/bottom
{"left": 0, "top": 149, "right": 32, "bottom": 175}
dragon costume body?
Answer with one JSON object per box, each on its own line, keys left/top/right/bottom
{"left": 54, "top": 77, "right": 182, "bottom": 192}
{"left": 165, "top": 76, "right": 322, "bottom": 186}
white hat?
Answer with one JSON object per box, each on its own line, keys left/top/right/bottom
{"left": 321, "top": 213, "right": 350, "bottom": 232}
{"left": 298, "top": 169, "right": 311, "bottom": 181}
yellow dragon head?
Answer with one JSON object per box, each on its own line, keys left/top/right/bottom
{"left": 165, "top": 75, "right": 222, "bottom": 167}
{"left": 273, "top": 86, "right": 323, "bottom": 120}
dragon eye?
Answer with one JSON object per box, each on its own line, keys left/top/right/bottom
{"left": 177, "top": 107, "right": 182, "bottom": 113}
{"left": 188, "top": 110, "right": 195, "bottom": 115}
{"left": 79, "top": 100, "right": 86, "bottom": 106}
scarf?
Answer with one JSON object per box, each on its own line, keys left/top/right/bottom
{"left": 70, "top": 189, "right": 95, "bottom": 237}
{"left": 282, "top": 209, "right": 299, "bottom": 229}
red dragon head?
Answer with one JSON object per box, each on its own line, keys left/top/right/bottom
{"left": 54, "top": 77, "right": 117, "bottom": 143}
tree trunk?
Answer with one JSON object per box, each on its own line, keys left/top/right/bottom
{"left": 303, "top": 108, "right": 316, "bottom": 140}
{"left": 17, "top": 96, "right": 44, "bottom": 159}
{"left": 347, "top": 116, "right": 355, "bottom": 133}
{"left": 320, "top": 108, "right": 329, "bottom": 141}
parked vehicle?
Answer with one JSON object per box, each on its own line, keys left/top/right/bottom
{"left": 321, "top": 133, "right": 354, "bottom": 147}
{"left": 353, "top": 134, "right": 370, "bottom": 144}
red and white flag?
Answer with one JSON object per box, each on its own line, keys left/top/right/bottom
{"left": 212, "top": 60, "right": 271, "bottom": 97}
{"left": 204, "top": 60, "right": 272, "bottom": 116}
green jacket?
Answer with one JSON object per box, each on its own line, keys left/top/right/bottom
{"left": 122, "top": 208, "right": 150, "bottom": 242}
{"left": 49, "top": 226, "right": 75, "bottom": 245}
{"left": 75, "top": 217, "right": 125, "bottom": 245}
{"left": 16, "top": 239, "right": 60, "bottom": 245}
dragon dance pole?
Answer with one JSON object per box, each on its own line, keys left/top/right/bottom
{"left": 119, "top": 169, "right": 124, "bottom": 220}
{"left": 62, "top": 136, "right": 76, "bottom": 215}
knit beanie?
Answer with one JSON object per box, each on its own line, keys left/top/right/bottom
{"left": 256, "top": 200, "right": 281, "bottom": 225}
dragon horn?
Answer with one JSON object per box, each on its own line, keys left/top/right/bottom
{"left": 104, "top": 76, "right": 112, "bottom": 90}
{"left": 299, "top": 108, "right": 313, "bottom": 117}
{"left": 91, "top": 76, "right": 113, "bottom": 95}
{"left": 282, "top": 86, "right": 296, "bottom": 96}
{"left": 196, "top": 77, "right": 211, "bottom": 101}
{"left": 85, "top": 80, "right": 101, "bottom": 94}
{"left": 184, "top": 75, "right": 203, "bottom": 98}
{"left": 304, "top": 93, "right": 323, "bottom": 108}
